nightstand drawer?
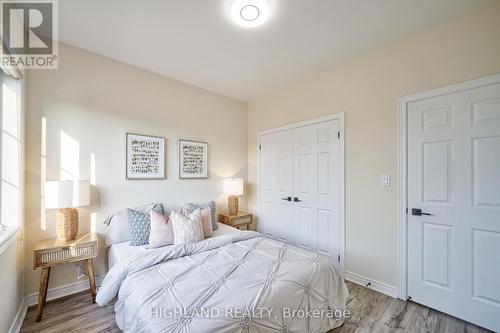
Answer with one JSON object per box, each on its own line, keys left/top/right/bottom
{"left": 218, "top": 212, "right": 253, "bottom": 230}
{"left": 232, "top": 216, "right": 252, "bottom": 226}
{"left": 33, "top": 233, "right": 99, "bottom": 269}
{"left": 35, "top": 243, "right": 97, "bottom": 268}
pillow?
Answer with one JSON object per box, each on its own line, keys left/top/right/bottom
{"left": 184, "top": 201, "right": 217, "bottom": 230}
{"left": 149, "top": 210, "right": 174, "bottom": 248}
{"left": 200, "top": 207, "right": 214, "bottom": 238}
{"left": 171, "top": 209, "right": 204, "bottom": 245}
{"left": 177, "top": 206, "right": 213, "bottom": 238}
{"left": 104, "top": 203, "right": 163, "bottom": 246}
{"left": 128, "top": 206, "right": 163, "bottom": 246}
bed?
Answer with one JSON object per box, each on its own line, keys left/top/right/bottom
{"left": 98, "top": 222, "right": 348, "bottom": 332}
{"left": 107, "top": 222, "right": 240, "bottom": 269}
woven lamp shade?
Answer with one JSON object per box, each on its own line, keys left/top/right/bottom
{"left": 45, "top": 181, "right": 90, "bottom": 241}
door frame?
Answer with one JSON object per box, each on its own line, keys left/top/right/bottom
{"left": 397, "top": 73, "right": 500, "bottom": 300}
{"left": 257, "top": 112, "right": 346, "bottom": 273}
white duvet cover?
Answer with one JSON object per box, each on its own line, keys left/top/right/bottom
{"left": 97, "top": 230, "right": 348, "bottom": 333}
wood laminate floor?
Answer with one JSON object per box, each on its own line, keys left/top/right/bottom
{"left": 20, "top": 281, "right": 491, "bottom": 333}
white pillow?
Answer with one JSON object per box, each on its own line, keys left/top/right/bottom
{"left": 149, "top": 210, "right": 174, "bottom": 248}
{"left": 171, "top": 209, "right": 204, "bottom": 245}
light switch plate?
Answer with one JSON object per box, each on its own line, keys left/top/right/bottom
{"left": 381, "top": 175, "right": 391, "bottom": 187}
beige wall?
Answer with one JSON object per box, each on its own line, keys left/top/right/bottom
{"left": 25, "top": 43, "right": 248, "bottom": 295}
{"left": 0, "top": 237, "right": 24, "bottom": 332}
{"left": 22, "top": 0, "right": 500, "bottom": 298}
{"left": 248, "top": 1, "right": 500, "bottom": 287}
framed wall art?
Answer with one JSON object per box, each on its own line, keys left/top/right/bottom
{"left": 126, "top": 133, "right": 165, "bottom": 179}
{"left": 179, "top": 139, "right": 208, "bottom": 179}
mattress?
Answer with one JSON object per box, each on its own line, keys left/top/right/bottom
{"left": 107, "top": 222, "right": 240, "bottom": 269}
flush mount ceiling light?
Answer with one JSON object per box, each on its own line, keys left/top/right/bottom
{"left": 231, "top": 0, "right": 270, "bottom": 28}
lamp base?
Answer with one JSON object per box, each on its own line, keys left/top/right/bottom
{"left": 228, "top": 196, "right": 239, "bottom": 216}
{"left": 57, "top": 208, "right": 79, "bottom": 241}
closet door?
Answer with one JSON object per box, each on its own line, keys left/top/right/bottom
{"left": 259, "top": 130, "right": 294, "bottom": 240}
{"left": 292, "top": 120, "right": 339, "bottom": 264}
{"left": 258, "top": 118, "right": 341, "bottom": 268}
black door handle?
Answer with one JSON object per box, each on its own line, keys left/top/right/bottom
{"left": 293, "top": 197, "right": 302, "bottom": 202}
{"left": 281, "top": 196, "right": 292, "bottom": 201}
{"left": 412, "top": 208, "right": 432, "bottom": 216}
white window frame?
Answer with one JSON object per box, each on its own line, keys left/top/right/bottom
{"left": 0, "top": 72, "right": 24, "bottom": 255}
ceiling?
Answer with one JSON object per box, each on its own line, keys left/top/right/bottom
{"left": 59, "top": 0, "right": 485, "bottom": 101}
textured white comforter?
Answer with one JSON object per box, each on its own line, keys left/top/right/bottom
{"left": 97, "top": 231, "right": 348, "bottom": 333}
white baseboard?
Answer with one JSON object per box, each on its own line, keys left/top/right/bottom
{"left": 344, "top": 271, "right": 399, "bottom": 299}
{"left": 25, "top": 277, "right": 104, "bottom": 307}
{"left": 9, "top": 277, "right": 104, "bottom": 332}
{"left": 8, "top": 298, "right": 27, "bottom": 333}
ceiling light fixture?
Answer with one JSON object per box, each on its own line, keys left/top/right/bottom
{"left": 240, "top": 5, "right": 259, "bottom": 21}
{"left": 231, "top": 0, "right": 269, "bottom": 28}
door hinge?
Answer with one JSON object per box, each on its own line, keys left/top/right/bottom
{"left": 337, "top": 131, "right": 340, "bottom": 139}
{"left": 337, "top": 255, "right": 341, "bottom": 262}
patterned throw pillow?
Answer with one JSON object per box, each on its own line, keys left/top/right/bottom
{"left": 171, "top": 209, "right": 204, "bottom": 245}
{"left": 128, "top": 205, "right": 164, "bottom": 246}
{"left": 185, "top": 201, "right": 217, "bottom": 230}
{"left": 176, "top": 206, "right": 213, "bottom": 238}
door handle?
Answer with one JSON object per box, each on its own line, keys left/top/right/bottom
{"left": 293, "top": 197, "right": 302, "bottom": 202}
{"left": 412, "top": 208, "right": 432, "bottom": 216}
{"left": 281, "top": 196, "right": 292, "bottom": 201}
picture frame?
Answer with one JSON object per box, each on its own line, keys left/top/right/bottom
{"left": 178, "top": 139, "right": 208, "bottom": 179}
{"left": 126, "top": 133, "right": 165, "bottom": 179}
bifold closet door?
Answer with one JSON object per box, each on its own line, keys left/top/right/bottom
{"left": 259, "top": 130, "right": 294, "bottom": 240}
{"left": 291, "top": 120, "right": 339, "bottom": 265}
{"left": 258, "top": 119, "right": 340, "bottom": 268}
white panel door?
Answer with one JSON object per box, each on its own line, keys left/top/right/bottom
{"left": 292, "top": 120, "right": 340, "bottom": 266}
{"left": 259, "top": 131, "right": 294, "bottom": 240}
{"left": 258, "top": 132, "right": 276, "bottom": 238}
{"left": 407, "top": 83, "right": 500, "bottom": 332}
{"left": 258, "top": 118, "right": 341, "bottom": 269}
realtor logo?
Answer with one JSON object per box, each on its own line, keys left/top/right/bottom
{"left": 1, "top": 0, "right": 58, "bottom": 69}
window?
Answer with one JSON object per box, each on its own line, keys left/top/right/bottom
{"left": 0, "top": 71, "right": 23, "bottom": 248}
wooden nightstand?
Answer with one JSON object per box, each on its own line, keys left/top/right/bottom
{"left": 33, "top": 233, "right": 98, "bottom": 322}
{"left": 218, "top": 212, "right": 253, "bottom": 230}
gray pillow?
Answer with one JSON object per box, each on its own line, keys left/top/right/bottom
{"left": 185, "top": 201, "right": 217, "bottom": 230}
{"left": 127, "top": 205, "right": 164, "bottom": 246}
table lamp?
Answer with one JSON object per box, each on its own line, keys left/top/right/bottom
{"left": 223, "top": 178, "right": 244, "bottom": 215}
{"left": 44, "top": 180, "right": 90, "bottom": 240}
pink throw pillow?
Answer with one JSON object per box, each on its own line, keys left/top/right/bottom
{"left": 149, "top": 210, "right": 174, "bottom": 248}
{"left": 201, "top": 207, "right": 213, "bottom": 238}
